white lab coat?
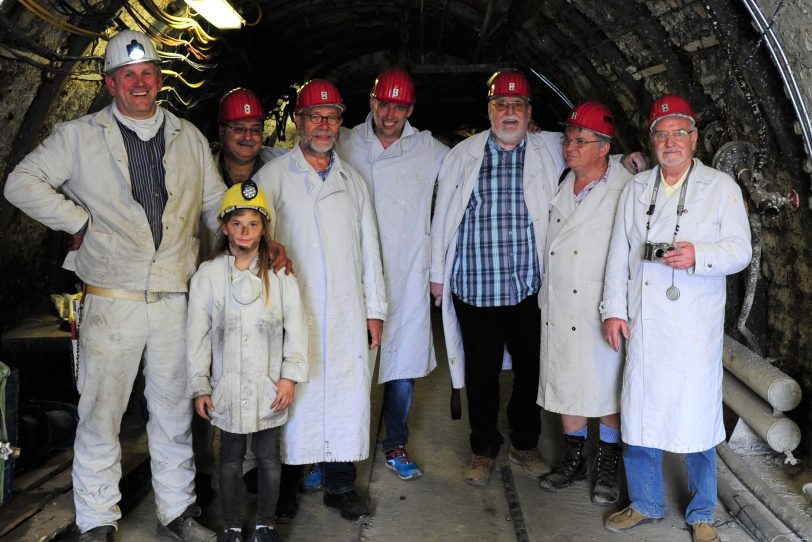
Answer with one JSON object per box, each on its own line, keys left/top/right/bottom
{"left": 601, "top": 159, "right": 752, "bottom": 453}
{"left": 430, "top": 130, "right": 564, "bottom": 389}
{"left": 187, "top": 254, "right": 309, "bottom": 435}
{"left": 253, "top": 146, "right": 387, "bottom": 464}
{"left": 338, "top": 115, "right": 449, "bottom": 383}
{"left": 538, "top": 160, "right": 631, "bottom": 417}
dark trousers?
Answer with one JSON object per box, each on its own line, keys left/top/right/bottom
{"left": 452, "top": 294, "right": 541, "bottom": 458}
{"left": 220, "top": 427, "right": 281, "bottom": 528}
{"left": 278, "top": 461, "right": 356, "bottom": 500}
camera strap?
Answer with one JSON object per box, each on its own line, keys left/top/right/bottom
{"left": 644, "top": 160, "right": 695, "bottom": 246}
{"left": 643, "top": 160, "right": 695, "bottom": 301}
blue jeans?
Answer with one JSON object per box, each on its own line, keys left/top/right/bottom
{"left": 381, "top": 378, "right": 415, "bottom": 452}
{"left": 624, "top": 445, "right": 717, "bottom": 524}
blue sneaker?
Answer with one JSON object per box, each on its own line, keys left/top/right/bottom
{"left": 384, "top": 447, "right": 423, "bottom": 480}
{"left": 299, "top": 464, "right": 323, "bottom": 493}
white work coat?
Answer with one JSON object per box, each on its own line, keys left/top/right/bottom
{"left": 601, "top": 159, "right": 752, "bottom": 453}
{"left": 538, "top": 160, "right": 631, "bottom": 417}
{"left": 338, "top": 115, "right": 449, "bottom": 383}
{"left": 430, "top": 130, "right": 564, "bottom": 389}
{"left": 187, "top": 254, "right": 309, "bottom": 435}
{"left": 4, "top": 104, "right": 224, "bottom": 292}
{"left": 253, "top": 147, "right": 387, "bottom": 464}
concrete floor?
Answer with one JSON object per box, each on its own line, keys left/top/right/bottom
{"left": 93, "top": 328, "right": 769, "bottom": 542}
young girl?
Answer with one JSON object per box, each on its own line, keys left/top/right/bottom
{"left": 187, "top": 181, "right": 308, "bottom": 542}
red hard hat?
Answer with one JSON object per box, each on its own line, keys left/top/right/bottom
{"left": 295, "top": 79, "right": 345, "bottom": 113}
{"left": 649, "top": 94, "right": 697, "bottom": 130}
{"left": 565, "top": 101, "right": 615, "bottom": 138}
{"left": 487, "top": 70, "right": 531, "bottom": 100}
{"left": 219, "top": 88, "right": 263, "bottom": 123}
{"left": 371, "top": 68, "right": 415, "bottom": 105}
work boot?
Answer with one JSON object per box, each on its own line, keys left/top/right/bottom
{"left": 157, "top": 504, "right": 216, "bottom": 542}
{"left": 217, "top": 529, "right": 242, "bottom": 542}
{"left": 604, "top": 505, "right": 660, "bottom": 532}
{"left": 691, "top": 522, "right": 721, "bottom": 542}
{"left": 464, "top": 454, "right": 494, "bottom": 486}
{"left": 591, "top": 440, "right": 622, "bottom": 505}
{"left": 508, "top": 446, "right": 551, "bottom": 477}
{"left": 538, "top": 435, "right": 588, "bottom": 492}
{"left": 274, "top": 490, "right": 299, "bottom": 524}
{"left": 323, "top": 490, "right": 370, "bottom": 524}
{"left": 251, "top": 526, "right": 281, "bottom": 542}
{"left": 79, "top": 526, "right": 115, "bottom": 542}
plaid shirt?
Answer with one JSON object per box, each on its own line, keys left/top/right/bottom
{"left": 451, "top": 134, "right": 540, "bottom": 307}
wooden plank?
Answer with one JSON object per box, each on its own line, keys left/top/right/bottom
{"left": 13, "top": 450, "right": 73, "bottom": 493}
{"left": 0, "top": 470, "right": 72, "bottom": 537}
{"left": 0, "top": 491, "right": 74, "bottom": 542}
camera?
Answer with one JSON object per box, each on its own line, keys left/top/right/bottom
{"left": 643, "top": 242, "right": 675, "bottom": 262}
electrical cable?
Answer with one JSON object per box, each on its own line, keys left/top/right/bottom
{"left": 0, "top": 12, "right": 103, "bottom": 62}
{"left": 16, "top": 0, "right": 106, "bottom": 39}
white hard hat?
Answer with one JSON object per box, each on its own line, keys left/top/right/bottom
{"left": 104, "top": 30, "right": 160, "bottom": 74}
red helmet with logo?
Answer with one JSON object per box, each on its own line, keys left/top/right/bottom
{"left": 219, "top": 88, "right": 264, "bottom": 123}
{"left": 295, "top": 79, "right": 345, "bottom": 113}
{"left": 487, "top": 70, "right": 531, "bottom": 100}
{"left": 648, "top": 94, "right": 697, "bottom": 130}
{"left": 371, "top": 68, "right": 415, "bottom": 105}
{"left": 565, "top": 101, "right": 615, "bottom": 138}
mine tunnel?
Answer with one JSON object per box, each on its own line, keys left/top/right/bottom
{"left": 1, "top": 0, "right": 812, "bottom": 540}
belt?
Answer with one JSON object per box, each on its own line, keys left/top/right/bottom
{"left": 83, "top": 285, "right": 175, "bottom": 304}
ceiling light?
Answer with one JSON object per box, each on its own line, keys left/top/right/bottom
{"left": 184, "top": 0, "right": 245, "bottom": 30}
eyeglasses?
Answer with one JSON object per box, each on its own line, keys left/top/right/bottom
{"left": 562, "top": 137, "right": 601, "bottom": 148}
{"left": 224, "top": 124, "right": 263, "bottom": 137}
{"left": 376, "top": 101, "right": 410, "bottom": 113}
{"left": 651, "top": 129, "right": 695, "bottom": 142}
{"left": 301, "top": 113, "right": 342, "bottom": 126}
{"left": 490, "top": 99, "right": 529, "bottom": 112}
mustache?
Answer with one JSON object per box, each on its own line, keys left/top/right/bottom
{"left": 236, "top": 140, "right": 258, "bottom": 147}
{"left": 500, "top": 115, "right": 520, "bottom": 124}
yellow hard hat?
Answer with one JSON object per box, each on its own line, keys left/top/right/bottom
{"left": 218, "top": 180, "right": 271, "bottom": 221}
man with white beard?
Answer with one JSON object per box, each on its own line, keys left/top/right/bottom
{"left": 430, "top": 70, "right": 562, "bottom": 486}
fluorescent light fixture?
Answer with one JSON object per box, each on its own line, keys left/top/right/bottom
{"left": 184, "top": 0, "right": 245, "bottom": 29}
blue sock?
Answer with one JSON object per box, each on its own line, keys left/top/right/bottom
{"left": 565, "top": 426, "right": 587, "bottom": 438}
{"left": 599, "top": 423, "right": 620, "bottom": 444}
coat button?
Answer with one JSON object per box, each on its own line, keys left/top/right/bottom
{"left": 556, "top": 218, "right": 561, "bottom": 222}
{"left": 242, "top": 336, "right": 248, "bottom": 342}
{"left": 645, "top": 281, "right": 650, "bottom": 286}
{"left": 571, "top": 326, "right": 576, "bottom": 331}
{"left": 573, "top": 250, "right": 578, "bottom": 255}
{"left": 573, "top": 289, "right": 577, "bottom": 294}
{"left": 550, "top": 251, "right": 555, "bottom": 255}
{"left": 707, "top": 263, "right": 713, "bottom": 268}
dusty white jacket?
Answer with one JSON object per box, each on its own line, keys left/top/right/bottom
{"left": 430, "top": 130, "right": 564, "bottom": 389}
{"left": 601, "top": 159, "right": 752, "bottom": 452}
{"left": 187, "top": 254, "right": 309, "bottom": 434}
{"left": 538, "top": 159, "right": 631, "bottom": 417}
{"left": 254, "top": 146, "right": 387, "bottom": 463}
{"left": 4, "top": 104, "right": 224, "bottom": 292}
{"left": 338, "top": 115, "right": 449, "bottom": 383}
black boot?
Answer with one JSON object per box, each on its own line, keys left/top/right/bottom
{"left": 538, "top": 435, "right": 588, "bottom": 492}
{"left": 591, "top": 440, "right": 621, "bottom": 505}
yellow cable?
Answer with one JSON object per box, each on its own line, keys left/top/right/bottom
{"left": 161, "top": 69, "right": 207, "bottom": 89}
{"left": 18, "top": 0, "right": 106, "bottom": 39}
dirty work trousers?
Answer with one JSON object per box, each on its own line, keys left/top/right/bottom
{"left": 72, "top": 293, "right": 196, "bottom": 532}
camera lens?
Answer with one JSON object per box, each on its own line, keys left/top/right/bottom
{"left": 655, "top": 248, "right": 666, "bottom": 258}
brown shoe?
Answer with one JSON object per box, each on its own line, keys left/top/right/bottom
{"left": 508, "top": 446, "right": 551, "bottom": 477}
{"left": 464, "top": 454, "right": 494, "bottom": 486}
{"left": 604, "top": 505, "right": 660, "bottom": 533}
{"left": 691, "top": 522, "right": 720, "bottom": 542}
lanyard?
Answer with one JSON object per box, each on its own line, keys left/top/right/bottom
{"left": 644, "top": 160, "right": 695, "bottom": 246}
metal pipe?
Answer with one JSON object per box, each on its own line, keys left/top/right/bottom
{"left": 724, "top": 336, "right": 802, "bottom": 412}
{"left": 736, "top": 166, "right": 794, "bottom": 218}
{"left": 736, "top": 214, "right": 762, "bottom": 354}
{"left": 739, "top": 0, "right": 812, "bottom": 189}
{"left": 722, "top": 371, "right": 801, "bottom": 454}
{"left": 528, "top": 68, "right": 573, "bottom": 109}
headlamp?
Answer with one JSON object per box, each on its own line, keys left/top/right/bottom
{"left": 241, "top": 180, "right": 258, "bottom": 200}
{"left": 126, "top": 40, "right": 146, "bottom": 61}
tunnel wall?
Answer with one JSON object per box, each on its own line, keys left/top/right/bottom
{"left": 0, "top": 0, "right": 811, "bottom": 459}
